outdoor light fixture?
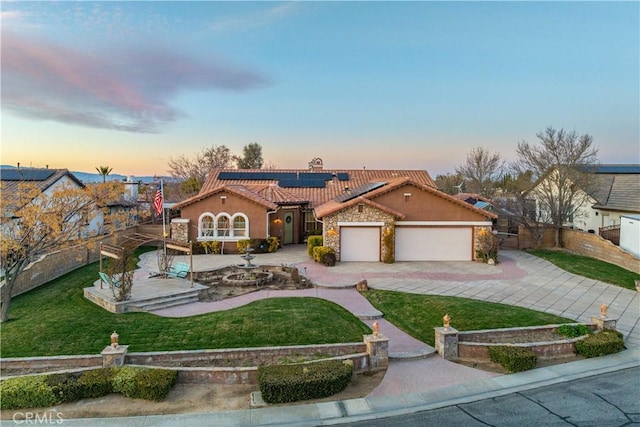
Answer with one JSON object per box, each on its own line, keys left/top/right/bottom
{"left": 327, "top": 227, "right": 338, "bottom": 237}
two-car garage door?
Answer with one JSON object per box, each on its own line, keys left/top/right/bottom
{"left": 395, "top": 227, "right": 472, "bottom": 261}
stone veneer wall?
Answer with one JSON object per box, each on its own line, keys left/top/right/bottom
{"left": 323, "top": 204, "right": 396, "bottom": 262}
{"left": 171, "top": 219, "right": 190, "bottom": 242}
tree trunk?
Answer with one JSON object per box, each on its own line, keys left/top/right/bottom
{"left": 554, "top": 227, "right": 561, "bottom": 248}
{"left": 0, "top": 282, "right": 12, "bottom": 323}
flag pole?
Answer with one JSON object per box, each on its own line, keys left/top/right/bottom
{"left": 160, "top": 179, "right": 167, "bottom": 268}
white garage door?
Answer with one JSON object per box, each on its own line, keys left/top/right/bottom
{"left": 341, "top": 227, "right": 380, "bottom": 261}
{"left": 395, "top": 227, "right": 472, "bottom": 261}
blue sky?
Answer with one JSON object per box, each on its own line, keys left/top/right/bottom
{"left": 1, "top": 1, "right": 638, "bottom": 177}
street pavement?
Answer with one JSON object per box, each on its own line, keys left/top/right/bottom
{"left": 68, "top": 245, "right": 640, "bottom": 426}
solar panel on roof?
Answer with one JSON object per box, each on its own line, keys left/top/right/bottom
{"left": 335, "top": 181, "right": 387, "bottom": 203}
{"left": 336, "top": 173, "right": 349, "bottom": 181}
{"left": 0, "top": 169, "right": 56, "bottom": 181}
{"left": 299, "top": 172, "right": 333, "bottom": 181}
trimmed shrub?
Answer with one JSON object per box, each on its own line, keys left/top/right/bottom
{"left": 237, "top": 239, "right": 254, "bottom": 254}
{"left": 307, "top": 236, "right": 323, "bottom": 257}
{"left": 77, "top": 368, "right": 114, "bottom": 398}
{"left": 111, "top": 366, "right": 141, "bottom": 397}
{"left": 111, "top": 366, "right": 178, "bottom": 401}
{"left": 488, "top": 346, "right": 537, "bottom": 373}
{"left": 266, "top": 236, "right": 279, "bottom": 253}
{"left": 575, "top": 330, "right": 625, "bottom": 358}
{"left": 0, "top": 375, "right": 58, "bottom": 410}
{"left": 201, "top": 241, "right": 221, "bottom": 255}
{"left": 126, "top": 368, "right": 178, "bottom": 401}
{"left": 46, "top": 372, "right": 83, "bottom": 403}
{"left": 313, "top": 246, "right": 335, "bottom": 264}
{"left": 557, "top": 324, "right": 592, "bottom": 338}
{"left": 322, "top": 252, "right": 337, "bottom": 267}
{"left": 258, "top": 360, "right": 353, "bottom": 404}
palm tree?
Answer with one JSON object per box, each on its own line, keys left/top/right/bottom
{"left": 95, "top": 166, "right": 113, "bottom": 183}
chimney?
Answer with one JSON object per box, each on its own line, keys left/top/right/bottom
{"left": 308, "top": 157, "right": 323, "bottom": 172}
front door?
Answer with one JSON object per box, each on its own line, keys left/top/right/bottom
{"left": 284, "top": 212, "right": 294, "bottom": 244}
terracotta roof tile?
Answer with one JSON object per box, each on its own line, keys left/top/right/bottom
{"left": 199, "top": 169, "right": 436, "bottom": 209}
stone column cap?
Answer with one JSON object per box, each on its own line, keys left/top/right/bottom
{"left": 434, "top": 326, "right": 459, "bottom": 334}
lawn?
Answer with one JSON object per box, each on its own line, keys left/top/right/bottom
{"left": 528, "top": 249, "right": 640, "bottom": 290}
{"left": 0, "top": 260, "right": 371, "bottom": 358}
{"left": 362, "top": 290, "right": 572, "bottom": 347}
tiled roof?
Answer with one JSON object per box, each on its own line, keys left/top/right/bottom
{"left": 0, "top": 168, "right": 85, "bottom": 195}
{"left": 198, "top": 169, "right": 437, "bottom": 209}
{"left": 591, "top": 173, "right": 640, "bottom": 213}
{"left": 315, "top": 177, "right": 497, "bottom": 219}
{"left": 174, "top": 185, "right": 278, "bottom": 210}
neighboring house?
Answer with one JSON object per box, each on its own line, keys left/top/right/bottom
{"left": 574, "top": 165, "right": 640, "bottom": 233}
{"left": 1, "top": 167, "right": 104, "bottom": 237}
{"left": 526, "top": 164, "right": 640, "bottom": 235}
{"left": 172, "top": 160, "right": 497, "bottom": 261}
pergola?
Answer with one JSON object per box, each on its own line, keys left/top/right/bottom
{"left": 99, "top": 233, "right": 194, "bottom": 288}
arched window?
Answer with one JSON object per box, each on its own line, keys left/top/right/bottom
{"left": 232, "top": 214, "right": 248, "bottom": 237}
{"left": 199, "top": 213, "right": 215, "bottom": 238}
{"left": 217, "top": 214, "right": 231, "bottom": 238}
{"left": 197, "top": 212, "right": 249, "bottom": 241}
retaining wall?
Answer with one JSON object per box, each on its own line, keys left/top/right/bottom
{"left": 1, "top": 343, "right": 371, "bottom": 385}
{"left": 457, "top": 324, "right": 597, "bottom": 361}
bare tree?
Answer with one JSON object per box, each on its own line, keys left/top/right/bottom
{"left": 512, "top": 126, "right": 599, "bottom": 247}
{"left": 455, "top": 147, "right": 504, "bottom": 197}
{"left": 234, "top": 142, "right": 264, "bottom": 169}
{"left": 168, "top": 145, "right": 232, "bottom": 193}
{"left": 434, "top": 173, "right": 465, "bottom": 195}
{"left": 0, "top": 181, "right": 126, "bottom": 322}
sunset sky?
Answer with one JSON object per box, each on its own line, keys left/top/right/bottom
{"left": 1, "top": 1, "right": 638, "bottom": 177}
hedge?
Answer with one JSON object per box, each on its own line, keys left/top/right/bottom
{"left": 488, "top": 346, "right": 537, "bottom": 373}
{"left": 312, "top": 246, "right": 336, "bottom": 266}
{"left": 574, "top": 330, "right": 625, "bottom": 358}
{"left": 258, "top": 360, "right": 353, "bottom": 404}
{"left": 0, "top": 366, "right": 178, "bottom": 410}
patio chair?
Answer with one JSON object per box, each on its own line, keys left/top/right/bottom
{"left": 99, "top": 271, "right": 122, "bottom": 288}
{"left": 166, "top": 262, "right": 190, "bottom": 279}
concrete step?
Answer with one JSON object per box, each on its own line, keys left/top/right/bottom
{"left": 127, "top": 294, "right": 200, "bottom": 312}
{"left": 354, "top": 310, "right": 384, "bottom": 320}
{"left": 389, "top": 348, "right": 436, "bottom": 360}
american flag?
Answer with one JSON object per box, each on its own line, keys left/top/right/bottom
{"left": 153, "top": 181, "right": 163, "bottom": 216}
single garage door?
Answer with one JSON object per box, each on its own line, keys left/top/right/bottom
{"left": 341, "top": 227, "right": 380, "bottom": 261}
{"left": 395, "top": 227, "right": 472, "bottom": 261}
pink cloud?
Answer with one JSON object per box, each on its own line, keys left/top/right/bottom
{"left": 1, "top": 31, "right": 269, "bottom": 132}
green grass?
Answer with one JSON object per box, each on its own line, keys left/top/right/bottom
{"left": 528, "top": 249, "right": 640, "bottom": 290}
{"left": 1, "top": 259, "right": 371, "bottom": 357}
{"left": 362, "top": 290, "right": 572, "bottom": 346}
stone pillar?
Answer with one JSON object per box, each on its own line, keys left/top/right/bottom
{"left": 591, "top": 316, "right": 618, "bottom": 331}
{"left": 364, "top": 333, "right": 389, "bottom": 371}
{"left": 434, "top": 327, "right": 459, "bottom": 360}
{"left": 101, "top": 345, "right": 129, "bottom": 368}
{"left": 171, "top": 219, "right": 190, "bottom": 242}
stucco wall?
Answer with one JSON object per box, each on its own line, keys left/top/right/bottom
{"left": 179, "top": 192, "right": 268, "bottom": 243}
{"left": 373, "top": 183, "right": 488, "bottom": 221}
